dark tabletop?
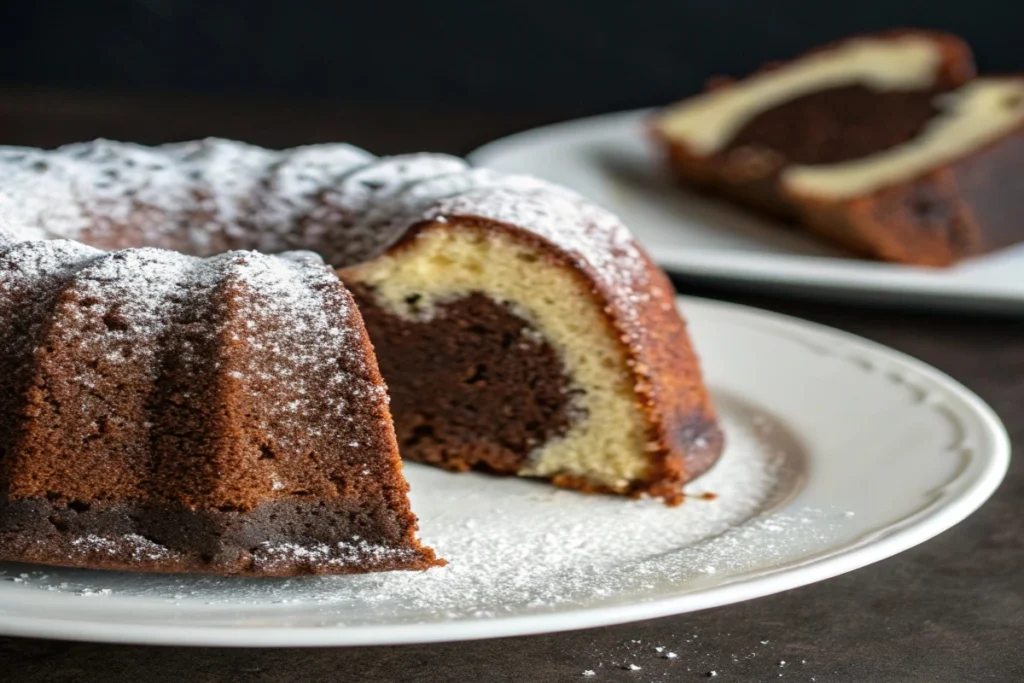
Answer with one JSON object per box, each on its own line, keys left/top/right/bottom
{"left": 0, "top": 90, "right": 1021, "bottom": 683}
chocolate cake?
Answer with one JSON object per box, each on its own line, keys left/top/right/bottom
{"left": 0, "top": 244, "right": 440, "bottom": 576}
{"left": 650, "top": 31, "right": 1024, "bottom": 265}
{"left": 0, "top": 140, "right": 723, "bottom": 575}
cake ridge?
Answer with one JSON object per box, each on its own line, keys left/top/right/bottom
{"left": 0, "top": 239, "right": 106, "bottom": 494}
{"left": 255, "top": 141, "right": 374, "bottom": 248}
{"left": 310, "top": 153, "right": 469, "bottom": 266}
{"left": 6, "top": 246, "right": 198, "bottom": 502}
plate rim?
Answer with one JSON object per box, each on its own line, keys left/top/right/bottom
{"left": 468, "top": 109, "right": 1024, "bottom": 312}
{"left": 0, "top": 296, "right": 1010, "bottom": 647}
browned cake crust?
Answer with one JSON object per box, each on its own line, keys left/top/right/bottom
{"left": 0, "top": 499, "right": 437, "bottom": 576}
{"left": 621, "top": 248, "right": 723, "bottom": 501}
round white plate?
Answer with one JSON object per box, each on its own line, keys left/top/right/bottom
{"left": 0, "top": 297, "right": 1008, "bottom": 646}
{"left": 470, "top": 110, "right": 1024, "bottom": 314}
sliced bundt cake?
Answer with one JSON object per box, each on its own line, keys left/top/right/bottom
{"left": 649, "top": 31, "right": 1024, "bottom": 265}
{"left": 0, "top": 139, "right": 722, "bottom": 575}
{"left": 650, "top": 30, "right": 976, "bottom": 220}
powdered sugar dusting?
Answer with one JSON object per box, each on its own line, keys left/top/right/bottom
{"left": 257, "top": 142, "right": 373, "bottom": 242}
{"left": 425, "top": 184, "right": 650, "bottom": 308}
{"left": 70, "top": 534, "right": 170, "bottom": 562}
{"left": 0, "top": 139, "right": 652, "bottom": 305}
{"left": 213, "top": 249, "right": 386, "bottom": 457}
{"left": 0, "top": 394, "right": 842, "bottom": 625}
{"left": 161, "top": 138, "right": 278, "bottom": 248}
{"left": 253, "top": 540, "right": 418, "bottom": 570}
{"left": 47, "top": 248, "right": 196, "bottom": 379}
{"left": 0, "top": 139, "right": 661, "bottom": 387}
{"left": 304, "top": 153, "right": 469, "bottom": 266}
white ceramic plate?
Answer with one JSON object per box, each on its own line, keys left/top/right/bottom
{"left": 0, "top": 297, "right": 1008, "bottom": 646}
{"left": 470, "top": 110, "right": 1024, "bottom": 314}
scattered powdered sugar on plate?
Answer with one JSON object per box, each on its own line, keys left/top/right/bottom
{"left": 0, "top": 392, "right": 849, "bottom": 627}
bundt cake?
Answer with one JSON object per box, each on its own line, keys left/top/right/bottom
{"left": 650, "top": 31, "right": 1024, "bottom": 265}
{"left": 0, "top": 139, "right": 722, "bottom": 576}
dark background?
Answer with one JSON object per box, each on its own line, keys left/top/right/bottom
{"left": 0, "top": 0, "right": 1021, "bottom": 115}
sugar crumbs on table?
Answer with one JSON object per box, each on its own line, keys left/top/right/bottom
{"left": 627, "top": 664, "right": 641, "bottom": 671}
{"left": 665, "top": 652, "right": 678, "bottom": 660}
{"left": 582, "top": 671, "right": 596, "bottom": 678}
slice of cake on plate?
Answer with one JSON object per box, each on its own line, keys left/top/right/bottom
{"left": 650, "top": 31, "right": 1024, "bottom": 265}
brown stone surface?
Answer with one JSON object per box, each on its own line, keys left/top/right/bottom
{"left": 0, "top": 92, "right": 1019, "bottom": 682}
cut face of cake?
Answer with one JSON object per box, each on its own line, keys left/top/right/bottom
{"left": 649, "top": 31, "right": 1024, "bottom": 265}
{"left": 0, "top": 139, "right": 723, "bottom": 575}
{"left": 342, "top": 186, "right": 722, "bottom": 501}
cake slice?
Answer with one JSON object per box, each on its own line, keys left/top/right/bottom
{"left": 648, "top": 31, "right": 1024, "bottom": 265}
{"left": 782, "top": 77, "right": 1024, "bottom": 265}
{"left": 338, "top": 164, "right": 722, "bottom": 504}
{"left": 0, "top": 242, "right": 440, "bottom": 575}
